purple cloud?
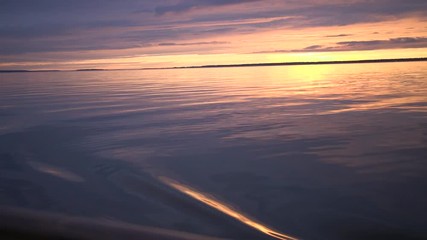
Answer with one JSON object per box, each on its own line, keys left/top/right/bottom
{"left": 255, "top": 37, "right": 427, "bottom": 53}
{"left": 158, "top": 41, "right": 229, "bottom": 46}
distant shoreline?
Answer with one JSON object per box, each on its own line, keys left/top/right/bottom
{"left": 1, "top": 57, "right": 426, "bottom": 73}
{"left": 175, "top": 57, "right": 427, "bottom": 69}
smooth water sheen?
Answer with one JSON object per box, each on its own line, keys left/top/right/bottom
{"left": 1, "top": 62, "right": 427, "bottom": 240}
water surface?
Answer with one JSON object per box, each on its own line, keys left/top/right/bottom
{"left": 1, "top": 62, "right": 427, "bottom": 240}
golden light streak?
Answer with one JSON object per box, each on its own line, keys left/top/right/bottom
{"left": 159, "top": 177, "right": 298, "bottom": 240}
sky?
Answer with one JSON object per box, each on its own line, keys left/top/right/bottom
{"left": 1, "top": 0, "right": 427, "bottom": 70}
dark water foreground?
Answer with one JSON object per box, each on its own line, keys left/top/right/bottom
{"left": 1, "top": 62, "right": 427, "bottom": 240}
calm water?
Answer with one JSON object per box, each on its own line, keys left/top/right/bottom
{"left": 1, "top": 62, "right": 427, "bottom": 240}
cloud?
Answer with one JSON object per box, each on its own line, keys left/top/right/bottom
{"left": 154, "top": 0, "right": 259, "bottom": 15}
{"left": 304, "top": 45, "right": 322, "bottom": 51}
{"left": 332, "top": 37, "right": 427, "bottom": 51}
{"left": 325, "top": 34, "right": 353, "bottom": 38}
{"left": 256, "top": 37, "right": 427, "bottom": 53}
{"left": 158, "top": 41, "right": 229, "bottom": 46}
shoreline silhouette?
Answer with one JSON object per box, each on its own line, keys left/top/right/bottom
{"left": 1, "top": 57, "right": 426, "bottom": 73}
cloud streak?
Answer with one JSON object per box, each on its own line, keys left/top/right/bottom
{"left": 325, "top": 34, "right": 353, "bottom": 38}
{"left": 154, "top": 0, "right": 259, "bottom": 15}
{"left": 158, "top": 41, "right": 229, "bottom": 46}
{"left": 255, "top": 37, "right": 427, "bottom": 53}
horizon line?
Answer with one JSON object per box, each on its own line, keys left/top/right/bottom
{"left": 1, "top": 57, "right": 426, "bottom": 73}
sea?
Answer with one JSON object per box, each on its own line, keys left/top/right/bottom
{"left": 1, "top": 62, "right": 427, "bottom": 240}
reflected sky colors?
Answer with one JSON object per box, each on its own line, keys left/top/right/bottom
{"left": 1, "top": 62, "right": 427, "bottom": 239}
{"left": 1, "top": 0, "right": 427, "bottom": 70}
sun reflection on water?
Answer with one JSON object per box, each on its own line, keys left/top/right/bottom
{"left": 159, "top": 176, "right": 298, "bottom": 240}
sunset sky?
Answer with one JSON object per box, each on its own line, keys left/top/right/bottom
{"left": 1, "top": 0, "right": 427, "bottom": 70}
